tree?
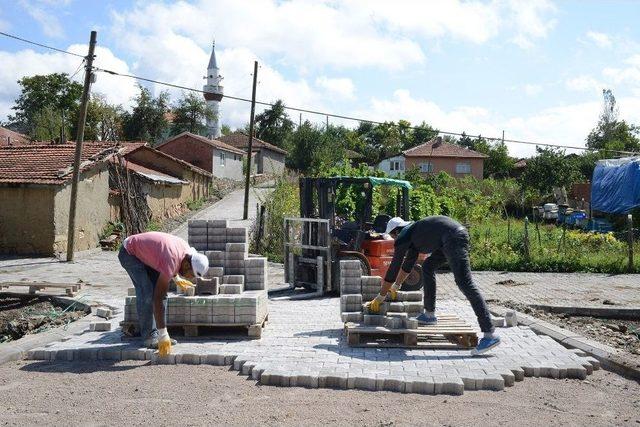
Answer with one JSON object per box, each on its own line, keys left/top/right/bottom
{"left": 518, "top": 147, "right": 581, "bottom": 194}
{"left": 586, "top": 89, "right": 640, "bottom": 152}
{"left": 8, "top": 73, "right": 82, "bottom": 137}
{"left": 171, "top": 92, "right": 213, "bottom": 136}
{"left": 82, "top": 94, "right": 124, "bottom": 141}
{"left": 411, "top": 121, "right": 438, "bottom": 148}
{"left": 254, "top": 100, "right": 294, "bottom": 147}
{"left": 122, "top": 86, "right": 170, "bottom": 145}
{"left": 355, "top": 121, "right": 403, "bottom": 164}
{"left": 32, "top": 106, "right": 70, "bottom": 142}
{"left": 286, "top": 121, "right": 345, "bottom": 174}
{"left": 221, "top": 124, "right": 232, "bottom": 136}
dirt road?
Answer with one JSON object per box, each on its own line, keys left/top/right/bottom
{"left": 0, "top": 360, "right": 638, "bottom": 426}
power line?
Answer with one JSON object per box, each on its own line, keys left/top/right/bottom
{"left": 0, "top": 31, "right": 85, "bottom": 58}
{"left": 93, "top": 66, "right": 640, "bottom": 156}
{"left": 2, "top": 30, "right": 638, "bottom": 156}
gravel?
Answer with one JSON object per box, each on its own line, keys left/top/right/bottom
{"left": 0, "top": 360, "right": 638, "bottom": 426}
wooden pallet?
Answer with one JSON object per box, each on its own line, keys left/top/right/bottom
{"left": 345, "top": 314, "right": 478, "bottom": 349}
{"left": 0, "top": 281, "right": 82, "bottom": 296}
{"left": 120, "top": 315, "right": 268, "bottom": 340}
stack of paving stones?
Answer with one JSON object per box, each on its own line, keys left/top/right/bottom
{"left": 123, "top": 220, "right": 268, "bottom": 329}
{"left": 27, "top": 298, "right": 602, "bottom": 396}
{"left": 339, "top": 260, "right": 422, "bottom": 329}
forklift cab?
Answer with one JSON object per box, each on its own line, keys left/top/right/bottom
{"left": 299, "top": 177, "right": 410, "bottom": 243}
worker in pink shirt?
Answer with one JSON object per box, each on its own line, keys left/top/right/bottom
{"left": 118, "top": 232, "right": 209, "bottom": 348}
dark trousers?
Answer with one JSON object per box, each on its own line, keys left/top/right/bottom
{"left": 421, "top": 229, "right": 494, "bottom": 333}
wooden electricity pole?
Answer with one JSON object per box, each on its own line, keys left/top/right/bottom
{"left": 66, "top": 30, "right": 97, "bottom": 262}
{"left": 243, "top": 61, "right": 258, "bottom": 220}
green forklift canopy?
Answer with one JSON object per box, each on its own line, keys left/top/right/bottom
{"left": 330, "top": 176, "right": 412, "bottom": 190}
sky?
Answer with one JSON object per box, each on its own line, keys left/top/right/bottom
{"left": 1, "top": 0, "right": 639, "bottom": 157}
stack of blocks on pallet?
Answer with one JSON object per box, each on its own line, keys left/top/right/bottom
{"left": 123, "top": 219, "right": 268, "bottom": 328}
{"left": 339, "top": 260, "right": 423, "bottom": 329}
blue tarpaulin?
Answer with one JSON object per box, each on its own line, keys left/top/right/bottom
{"left": 591, "top": 157, "right": 640, "bottom": 214}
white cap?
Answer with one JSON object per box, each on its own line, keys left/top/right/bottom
{"left": 187, "top": 247, "right": 209, "bottom": 277}
{"left": 385, "top": 217, "right": 411, "bottom": 235}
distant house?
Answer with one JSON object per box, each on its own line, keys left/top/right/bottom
{"left": 112, "top": 142, "right": 213, "bottom": 220}
{"left": 378, "top": 137, "right": 487, "bottom": 179}
{"left": 0, "top": 126, "right": 31, "bottom": 146}
{"left": 0, "top": 144, "right": 115, "bottom": 255}
{"left": 218, "top": 132, "right": 288, "bottom": 176}
{"left": 156, "top": 132, "right": 246, "bottom": 180}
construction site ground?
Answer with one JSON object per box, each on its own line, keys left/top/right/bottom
{"left": 0, "top": 186, "right": 638, "bottom": 424}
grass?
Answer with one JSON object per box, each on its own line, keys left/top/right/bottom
{"left": 469, "top": 219, "right": 640, "bottom": 274}
{"left": 186, "top": 197, "right": 206, "bottom": 211}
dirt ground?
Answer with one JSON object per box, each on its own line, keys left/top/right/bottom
{"left": 0, "top": 296, "right": 85, "bottom": 343}
{"left": 0, "top": 360, "right": 638, "bottom": 426}
{"left": 497, "top": 301, "right": 640, "bottom": 355}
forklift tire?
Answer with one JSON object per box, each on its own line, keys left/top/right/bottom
{"left": 401, "top": 264, "right": 423, "bottom": 292}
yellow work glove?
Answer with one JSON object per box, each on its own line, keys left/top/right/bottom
{"left": 367, "top": 294, "right": 386, "bottom": 313}
{"left": 158, "top": 328, "right": 172, "bottom": 356}
{"left": 389, "top": 284, "right": 400, "bottom": 301}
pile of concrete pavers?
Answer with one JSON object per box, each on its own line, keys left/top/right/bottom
{"left": 123, "top": 220, "right": 268, "bottom": 329}
{"left": 339, "top": 260, "right": 423, "bottom": 329}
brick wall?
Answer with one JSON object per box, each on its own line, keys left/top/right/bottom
{"left": 405, "top": 156, "right": 484, "bottom": 179}
{"left": 156, "top": 135, "right": 214, "bottom": 173}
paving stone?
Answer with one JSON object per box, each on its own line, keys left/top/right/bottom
{"left": 89, "top": 321, "right": 111, "bottom": 332}
{"left": 95, "top": 307, "right": 112, "bottom": 319}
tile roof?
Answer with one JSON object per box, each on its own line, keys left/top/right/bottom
{"left": 157, "top": 132, "right": 246, "bottom": 155}
{"left": 403, "top": 138, "right": 488, "bottom": 159}
{"left": 0, "top": 143, "right": 119, "bottom": 185}
{"left": 0, "top": 126, "right": 31, "bottom": 146}
{"left": 218, "top": 132, "right": 288, "bottom": 155}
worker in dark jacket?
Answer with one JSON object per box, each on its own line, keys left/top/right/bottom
{"left": 367, "top": 216, "right": 500, "bottom": 355}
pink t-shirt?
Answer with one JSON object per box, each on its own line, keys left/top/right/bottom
{"left": 124, "top": 232, "right": 189, "bottom": 279}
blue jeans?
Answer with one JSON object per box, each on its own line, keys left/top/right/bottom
{"left": 421, "top": 229, "right": 494, "bottom": 333}
{"left": 118, "top": 246, "right": 166, "bottom": 341}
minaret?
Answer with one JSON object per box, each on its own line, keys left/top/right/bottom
{"left": 203, "top": 41, "right": 223, "bottom": 139}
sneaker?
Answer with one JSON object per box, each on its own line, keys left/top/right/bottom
{"left": 415, "top": 312, "right": 438, "bottom": 325}
{"left": 471, "top": 336, "right": 501, "bottom": 355}
{"left": 144, "top": 337, "right": 178, "bottom": 349}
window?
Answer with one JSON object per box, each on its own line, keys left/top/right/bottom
{"left": 419, "top": 162, "right": 433, "bottom": 173}
{"left": 389, "top": 160, "right": 404, "bottom": 171}
{"left": 455, "top": 162, "right": 471, "bottom": 174}
{"left": 219, "top": 152, "right": 226, "bottom": 166}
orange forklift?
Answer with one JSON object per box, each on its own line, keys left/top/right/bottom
{"left": 286, "top": 177, "right": 424, "bottom": 295}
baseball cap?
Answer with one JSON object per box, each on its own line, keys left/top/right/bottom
{"left": 187, "top": 247, "right": 209, "bottom": 277}
{"left": 385, "top": 217, "right": 412, "bottom": 235}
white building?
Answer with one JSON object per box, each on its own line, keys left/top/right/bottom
{"left": 377, "top": 154, "right": 405, "bottom": 177}
{"left": 203, "top": 41, "right": 223, "bottom": 139}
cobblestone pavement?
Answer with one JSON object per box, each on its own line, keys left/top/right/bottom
{"left": 25, "top": 298, "right": 600, "bottom": 395}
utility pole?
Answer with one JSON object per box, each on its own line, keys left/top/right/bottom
{"left": 66, "top": 30, "right": 97, "bottom": 262}
{"left": 243, "top": 61, "right": 258, "bottom": 220}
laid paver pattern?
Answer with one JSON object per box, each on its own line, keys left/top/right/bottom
{"left": 25, "top": 295, "right": 600, "bottom": 395}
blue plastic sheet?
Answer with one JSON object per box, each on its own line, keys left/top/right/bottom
{"left": 591, "top": 157, "right": 640, "bottom": 214}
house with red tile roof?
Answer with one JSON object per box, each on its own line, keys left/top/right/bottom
{"left": 0, "top": 126, "right": 31, "bottom": 146}
{"left": 0, "top": 143, "right": 117, "bottom": 255}
{"left": 378, "top": 137, "right": 487, "bottom": 179}
{"left": 218, "top": 132, "right": 288, "bottom": 176}
{"left": 156, "top": 132, "right": 246, "bottom": 180}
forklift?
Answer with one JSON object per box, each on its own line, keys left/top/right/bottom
{"left": 283, "top": 176, "right": 424, "bottom": 296}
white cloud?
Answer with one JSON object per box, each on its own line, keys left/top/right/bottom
{"left": 0, "top": 46, "right": 138, "bottom": 120}
{"left": 354, "top": 89, "right": 640, "bottom": 158}
{"left": 565, "top": 75, "right": 603, "bottom": 94}
{"left": 506, "top": 0, "right": 557, "bottom": 48}
{"left": 524, "top": 84, "right": 542, "bottom": 96}
{"left": 585, "top": 31, "right": 612, "bottom": 48}
{"left": 603, "top": 54, "right": 640, "bottom": 87}
{"left": 19, "top": 0, "right": 65, "bottom": 38}
{"left": 315, "top": 76, "right": 355, "bottom": 99}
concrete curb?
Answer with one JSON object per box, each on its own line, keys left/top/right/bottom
{"left": 491, "top": 306, "right": 640, "bottom": 381}
{"left": 528, "top": 304, "right": 640, "bottom": 320}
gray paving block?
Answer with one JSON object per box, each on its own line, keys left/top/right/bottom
{"left": 441, "top": 377, "right": 465, "bottom": 395}
{"left": 396, "top": 291, "right": 422, "bottom": 302}
{"left": 95, "top": 307, "right": 112, "bottom": 319}
{"left": 220, "top": 284, "right": 243, "bottom": 294}
{"left": 364, "top": 314, "right": 386, "bottom": 326}
{"left": 127, "top": 287, "right": 136, "bottom": 296}
{"left": 188, "top": 236, "right": 208, "bottom": 244}
{"left": 341, "top": 312, "right": 363, "bottom": 323}
{"left": 384, "top": 316, "right": 403, "bottom": 329}
{"left": 406, "top": 378, "right": 435, "bottom": 395}
{"left": 189, "top": 220, "right": 208, "bottom": 228}
{"left": 340, "top": 284, "right": 361, "bottom": 295}
{"left": 207, "top": 220, "right": 228, "bottom": 228}
{"left": 223, "top": 275, "right": 245, "bottom": 285}
{"left": 89, "top": 321, "right": 111, "bottom": 332}
{"left": 324, "top": 372, "right": 349, "bottom": 389}
{"left": 349, "top": 374, "right": 377, "bottom": 391}
{"left": 340, "top": 269, "right": 362, "bottom": 278}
